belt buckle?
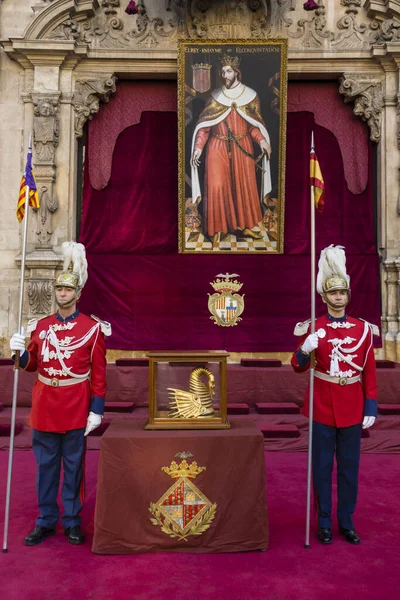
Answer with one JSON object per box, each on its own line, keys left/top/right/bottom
{"left": 51, "top": 378, "right": 59, "bottom": 388}
{"left": 339, "top": 377, "right": 347, "bottom": 386}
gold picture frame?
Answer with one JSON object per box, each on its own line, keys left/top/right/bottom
{"left": 178, "top": 38, "right": 288, "bottom": 254}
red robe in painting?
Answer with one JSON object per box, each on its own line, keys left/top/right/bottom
{"left": 191, "top": 85, "right": 271, "bottom": 237}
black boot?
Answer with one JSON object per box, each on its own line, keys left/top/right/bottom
{"left": 64, "top": 525, "right": 85, "bottom": 545}
{"left": 317, "top": 527, "right": 333, "bottom": 544}
{"left": 339, "top": 528, "right": 360, "bottom": 545}
{"left": 24, "top": 525, "right": 56, "bottom": 546}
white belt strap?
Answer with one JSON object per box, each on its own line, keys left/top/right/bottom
{"left": 38, "top": 373, "right": 89, "bottom": 388}
{"left": 315, "top": 371, "right": 361, "bottom": 387}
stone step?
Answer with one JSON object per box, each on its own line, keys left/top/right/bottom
{"left": 0, "top": 423, "right": 24, "bottom": 436}
{"left": 0, "top": 358, "right": 14, "bottom": 366}
{"left": 240, "top": 359, "right": 282, "bottom": 367}
{"left": 227, "top": 403, "right": 249, "bottom": 415}
{"left": 258, "top": 424, "right": 300, "bottom": 439}
{"left": 378, "top": 404, "right": 400, "bottom": 415}
{"left": 104, "top": 402, "right": 135, "bottom": 413}
{"left": 86, "top": 421, "right": 111, "bottom": 436}
{"left": 255, "top": 402, "right": 300, "bottom": 415}
{"left": 376, "top": 360, "right": 396, "bottom": 369}
{"left": 115, "top": 358, "right": 149, "bottom": 367}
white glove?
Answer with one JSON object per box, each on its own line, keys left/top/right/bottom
{"left": 301, "top": 333, "right": 319, "bottom": 355}
{"left": 10, "top": 330, "right": 26, "bottom": 353}
{"left": 362, "top": 416, "right": 376, "bottom": 429}
{"left": 84, "top": 411, "right": 103, "bottom": 436}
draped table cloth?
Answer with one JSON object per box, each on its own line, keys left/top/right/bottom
{"left": 92, "top": 418, "right": 269, "bottom": 554}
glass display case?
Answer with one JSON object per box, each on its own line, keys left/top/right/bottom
{"left": 145, "top": 351, "right": 230, "bottom": 430}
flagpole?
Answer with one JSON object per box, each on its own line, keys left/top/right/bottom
{"left": 305, "top": 130, "right": 316, "bottom": 549}
{"left": 2, "top": 134, "right": 32, "bottom": 554}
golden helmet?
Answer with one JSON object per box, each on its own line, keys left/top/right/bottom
{"left": 54, "top": 269, "right": 80, "bottom": 290}
{"left": 323, "top": 275, "right": 349, "bottom": 294}
{"left": 316, "top": 245, "right": 350, "bottom": 296}
{"left": 54, "top": 242, "right": 88, "bottom": 291}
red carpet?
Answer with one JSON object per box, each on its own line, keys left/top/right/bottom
{"left": 1, "top": 451, "right": 400, "bottom": 600}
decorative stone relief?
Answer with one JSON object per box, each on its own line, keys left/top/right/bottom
{"left": 338, "top": 74, "right": 384, "bottom": 142}
{"left": 72, "top": 75, "right": 117, "bottom": 137}
{"left": 47, "top": 0, "right": 177, "bottom": 49}
{"left": 33, "top": 97, "right": 59, "bottom": 164}
{"left": 187, "top": 0, "right": 271, "bottom": 40}
{"left": 28, "top": 279, "right": 53, "bottom": 315}
{"left": 375, "top": 19, "right": 400, "bottom": 43}
{"left": 32, "top": 94, "right": 60, "bottom": 249}
{"left": 332, "top": 2, "right": 379, "bottom": 50}
{"left": 101, "top": 0, "right": 120, "bottom": 15}
{"left": 286, "top": 5, "right": 332, "bottom": 49}
{"left": 36, "top": 184, "right": 58, "bottom": 248}
{"left": 34, "top": 0, "right": 400, "bottom": 50}
{"left": 16, "top": 0, "right": 400, "bottom": 51}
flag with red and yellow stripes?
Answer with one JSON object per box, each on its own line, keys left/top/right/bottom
{"left": 16, "top": 151, "right": 39, "bottom": 222}
{"left": 310, "top": 149, "right": 325, "bottom": 214}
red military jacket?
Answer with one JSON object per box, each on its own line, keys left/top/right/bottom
{"left": 291, "top": 314, "right": 377, "bottom": 428}
{"left": 23, "top": 311, "right": 107, "bottom": 433}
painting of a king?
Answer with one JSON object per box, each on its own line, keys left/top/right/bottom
{"left": 179, "top": 41, "right": 287, "bottom": 253}
{"left": 191, "top": 54, "right": 271, "bottom": 247}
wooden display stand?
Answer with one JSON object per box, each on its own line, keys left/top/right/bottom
{"left": 145, "top": 351, "right": 230, "bottom": 430}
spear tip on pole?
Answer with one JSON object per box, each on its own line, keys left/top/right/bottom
{"left": 311, "top": 130, "right": 315, "bottom": 151}
{"left": 28, "top": 133, "right": 32, "bottom": 152}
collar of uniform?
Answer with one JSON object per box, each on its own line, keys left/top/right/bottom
{"left": 56, "top": 309, "right": 80, "bottom": 323}
{"left": 326, "top": 313, "right": 347, "bottom": 323}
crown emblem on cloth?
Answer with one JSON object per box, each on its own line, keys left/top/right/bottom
{"left": 150, "top": 456, "right": 216, "bottom": 541}
{"left": 221, "top": 53, "right": 240, "bottom": 68}
{"left": 210, "top": 273, "right": 243, "bottom": 293}
{"left": 161, "top": 460, "right": 206, "bottom": 480}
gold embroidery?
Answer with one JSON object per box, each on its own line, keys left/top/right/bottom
{"left": 149, "top": 458, "right": 216, "bottom": 542}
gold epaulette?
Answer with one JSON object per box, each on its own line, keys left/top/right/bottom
{"left": 360, "top": 319, "right": 380, "bottom": 337}
{"left": 91, "top": 314, "right": 112, "bottom": 337}
{"left": 294, "top": 319, "right": 311, "bottom": 336}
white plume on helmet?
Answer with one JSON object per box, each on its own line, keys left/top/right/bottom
{"left": 316, "top": 245, "right": 350, "bottom": 295}
{"left": 61, "top": 241, "right": 88, "bottom": 290}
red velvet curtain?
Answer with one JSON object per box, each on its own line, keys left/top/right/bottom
{"left": 79, "top": 84, "right": 380, "bottom": 351}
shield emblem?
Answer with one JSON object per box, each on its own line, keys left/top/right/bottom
{"left": 192, "top": 63, "right": 212, "bottom": 93}
{"left": 150, "top": 459, "right": 217, "bottom": 541}
{"left": 208, "top": 273, "right": 245, "bottom": 327}
{"left": 215, "top": 293, "right": 237, "bottom": 325}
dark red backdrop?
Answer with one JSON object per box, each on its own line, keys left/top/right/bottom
{"left": 79, "top": 82, "right": 381, "bottom": 351}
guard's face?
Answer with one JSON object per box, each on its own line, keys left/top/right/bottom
{"left": 222, "top": 66, "right": 237, "bottom": 88}
{"left": 325, "top": 289, "right": 348, "bottom": 310}
{"left": 55, "top": 286, "right": 77, "bottom": 307}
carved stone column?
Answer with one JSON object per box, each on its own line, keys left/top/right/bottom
{"left": 32, "top": 93, "right": 60, "bottom": 249}
{"left": 382, "top": 258, "right": 400, "bottom": 361}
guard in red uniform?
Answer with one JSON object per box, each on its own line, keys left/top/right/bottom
{"left": 291, "top": 245, "right": 378, "bottom": 545}
{"left": 10, "top": 242, "right": 111, "bottom": 546}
